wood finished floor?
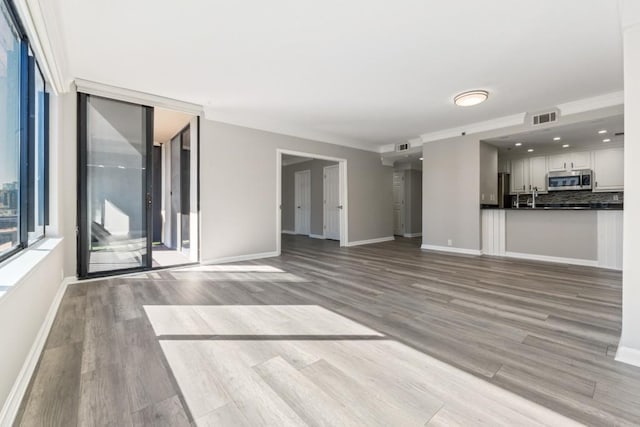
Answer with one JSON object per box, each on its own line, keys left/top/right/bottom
{"left": 15, "top": 235, "right": 640, "bottom": 426}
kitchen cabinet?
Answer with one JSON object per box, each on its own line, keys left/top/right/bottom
{"left": 498, "top": 158, "right": 510, "bottom": 173}
{"left": 510, "top": 156, "right": 546, "bottom": 194}
{"left": 548, "top": 152, "right": 591, "bottom": 171}
{"left": 593, "top": 147, "right": 624, "bottom": 191}
{"left": 529, "top": 156, "right": 547, "bottom": 192}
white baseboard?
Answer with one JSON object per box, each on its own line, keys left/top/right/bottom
{"left": 421, "top": 244, "right": 482, "bottom": 256}
{"left": 347, "top": 236, "right": 395, "bottom": 247}
{"left": 504, "top": 251, "right": 598, "bottom": 267}
{"left": 201, "top": 251, "right": 279, "bottom": 265}
{"left": 615, "top": 346, "right": 640, "bottom": 368}
{"left": 403, "top": 232, "right": 422, "bottom": 238}
{"left": 0, "top": 276, "right": 73, "bottom": 426}
{"left": 309, "top": 234, "right": 326, "bottom": 240}
{"left": 281, "top": 230, "right": 296, "bottom": 235}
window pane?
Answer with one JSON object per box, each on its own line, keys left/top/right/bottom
{"left": 0, "top": 2, "right": 22, "bottom": 258}
{"left": 28, "top": 62, "right": 45, "bottom": 242}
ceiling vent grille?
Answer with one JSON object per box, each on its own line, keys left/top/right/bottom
{"left": 531, "top": 110, "right": 559, "bottom": 126}
{"left": 395, "top": 143, "right": 410, "bottom": 152}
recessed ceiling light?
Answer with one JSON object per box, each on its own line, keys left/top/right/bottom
{"left": 562, "top": 144, "right": 570, "bottom": 148}
{"left": 603, "top": 138, "right": 611, "bottom": 143}
{"left": 553, "top": 137, "right": 561, "bottom": 141}
{"left": 453, "top": 90, "right": 489, "bottom": 107}
{"left": 515, "top": 142, "right": 522, "bottom": 147}
{"left": 598, "top": 130, "right": 607, "bottom": 134}
{"left": 527, "top": 149, "right": 534, "bottom": 152}
{"left": 419, "top": 157, "right": 424, "bottom": 161}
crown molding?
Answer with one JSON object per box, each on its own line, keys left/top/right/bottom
{"left": 556, "top": 91, "right": 624, "bottom": 116}
{"left": 13, "top": 0, "right": 68, "bottom": 94}
{"left": 203, "top": 106, "right": 379, "bottom": 153}
{"left": 75, "top": 79, "right": 204, "bottom": 115}
{"left": 420, "top": 113, "right": 526, "bottom": 144}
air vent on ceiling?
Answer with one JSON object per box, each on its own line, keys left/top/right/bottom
{"left": 531, "top": 110, "right": 559, "bottom": 126}
{"left": 395, "top": 143, "right": 410, "bottom": 152}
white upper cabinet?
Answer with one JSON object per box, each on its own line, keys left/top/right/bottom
{"left": 593, "top": 147, "right": 624, "bottom": 191}
{"left": 548, "top": 152, "right": 591, "bottom": 171}
{"left": 510, "top": 158, "right": 528, "bottom": 194}
{"left": 529, "top": 156, "right": 547, "bottom": 193}
{"left": 509, "top": 156, "right": 546, "bottom": 194}
{"left": 498, "top": 157, "right": 510, "bottom": 173}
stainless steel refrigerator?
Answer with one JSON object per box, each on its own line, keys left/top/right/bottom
{"left": 497, "top": 173, "right": 510, "bottom": 208}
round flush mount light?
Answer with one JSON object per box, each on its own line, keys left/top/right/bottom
{"left": 527, "top": 148, "right": 534, "bottom": 152}
{"left": 515, "top": 142, "right": 522, "bottom": 147}
{"left": 553, "top": 137, "right": 561, "bottom": 141}
{"left": 453, "top": 90, "right": 489, "bottom": 107}
{"left": 603, "top": 138, "right": 611, "bottom": 143}
{"left": 598, "top": 130, "right": 607, "bottom": 134}
{"left": 419, "top": 157, "right": 424, "bottom": 161}
{"left": 562, "top": 144, "right": 570, "bottom": 148}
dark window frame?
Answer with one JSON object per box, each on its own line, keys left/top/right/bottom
{"left": 0, "top": 0, "right": 50, "bottom": 264}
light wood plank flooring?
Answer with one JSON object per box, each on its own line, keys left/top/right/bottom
{"left": 15, "top": 235, "right": 640, "bottom": 426}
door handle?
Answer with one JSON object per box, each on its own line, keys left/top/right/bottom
{"left": 564, "top": 162, "right": 566, "bottom": 169}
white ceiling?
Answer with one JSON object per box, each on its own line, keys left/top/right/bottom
{"left": 50, "top": 0, "right": 623, "bottom": 151}
{"left": 153, "top": 108, "right": 194, "bottom": 144}
{"left": 484, "top": 114, "right": 624, "bottom": 153}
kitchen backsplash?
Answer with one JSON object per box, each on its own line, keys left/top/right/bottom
{"left": 509, "top": 190, "right": 623, "bottom": 205}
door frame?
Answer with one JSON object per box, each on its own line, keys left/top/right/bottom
{"left": 276, "top": 149, "right": 348, "bottom": 254}
{"left": 323, "top": 164, "right": 340, "bottom": 240}
{"left": 294, "top": 169, "right": 311, "bottom": 235}
{"left": 77, "top": 92, "right": 154, "bottom": 279}
{"left": 393, "top": 171, "right": 405, "bottom": 236}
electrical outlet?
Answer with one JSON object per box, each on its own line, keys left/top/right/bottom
{"left": 447, "top": 239, "right": 453, "bottom": 246}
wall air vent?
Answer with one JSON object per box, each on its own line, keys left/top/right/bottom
{"left": 395, "top": 143, "right": 410, "bottom": 152}
{"left": 531, "top": 110, "right": 559, "bottom": 126}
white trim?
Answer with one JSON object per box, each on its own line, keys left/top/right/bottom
{"left": 504, "top": 251, "right": 598, "bottom": 267}
{"left": 0, "top": 276, "right": 73, "bottom": 426}
{"left": 204, "top": 106, "right": 377, "bottom": 153}
{"left": 323, "top": 164, "right": 341, "bottom": 241}
{"left": 281, "top": 230, "right": 296, "bottom": 235}
{"left": 309, "top": 234, "right": 326, "bottom": 240}
{"left": 74, "top": 79, "right": 203, "bottom": 115}
{"left": 615, "top": 346, "right": 640, "bottom": 368}
{"left": 402, "top": 232, "right": 422, "bottom": 238}
{"left": 420, "top": 114, "right": 525, "bottom": 144}
{"left": 347, "top": 236, "right": 395, "bottom": 247}
{"left": 557, "top": 91, "right": 624, "bottom": 116}
{"left": 201, "top": 251, "right": 279, "bottom": 265}
{"left": 276, "top": 149, "right": 349, "bottom": 254}
{"left": 12, "top": 0, "right": 67, "bottom": 94}
{"left": 421, "top": 244, "right": 482, "bottom": 256}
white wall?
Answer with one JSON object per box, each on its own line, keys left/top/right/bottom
{"left": 199, "top": 120, "right": 393, "bottom": 262}
{"left": 618, "top": 0, "right": 640, "bottom": 366}
{"left": 0, "top": 90, "right": 70, "bottom": 420}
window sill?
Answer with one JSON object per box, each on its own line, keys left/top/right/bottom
{"left": 0, "top": 237, "right": 63, "bottom": 299}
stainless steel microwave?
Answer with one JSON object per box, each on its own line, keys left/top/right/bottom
{"left": 548, "top": 169, "right": 592, "bottom": 191}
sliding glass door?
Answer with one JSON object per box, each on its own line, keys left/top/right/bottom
{"left": 78, "top": 93, "right": 153, "bottom": 278}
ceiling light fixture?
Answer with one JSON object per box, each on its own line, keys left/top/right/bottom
{"left": 553, "top": 137, "right": 561, "bottom": 141}
{"left": 562, "top": 144, "right": 570, "bottom": 148}
{"left": 419, "top": 157, "right": 424, "bottom": 161}
{"left": 527, "top": 149, "right": 534, "bottom": 152}
{"left": 603, "top": 138, "right": 611, "bottom": 143}
{"left": 453, "top": 90, "right": 489, "bottom": 107}
{"left": 515, "top": 142, "right": 522, "bottom": 147}
{"left": 598, "top": 130, "right": 607, "bottom": 134}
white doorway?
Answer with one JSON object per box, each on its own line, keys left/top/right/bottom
{"left": 323, "top": 165, "right": 340, "bottom": 240}
{"left": 294, "top": 170, "right": 311, "bottom": 235}
{"left": 276, "top": 149, "right": 348, "bottom": 254}
{"left": 393, "top": 171, "right": 405, "bottom": 236}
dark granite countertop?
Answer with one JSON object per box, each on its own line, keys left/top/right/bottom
{"left": 481, "top": 203, "right": 623, "bottom": 210}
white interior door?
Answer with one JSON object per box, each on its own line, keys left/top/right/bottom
{"left": 294, "top": 170, "right": 311, "bottom": 235}
{"left": 323, "top": 165, "right": 340, "bottom": 240}
{"left": 393, "top": 172, "right": 405, "bottom": 235}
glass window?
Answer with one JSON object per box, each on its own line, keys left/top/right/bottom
{"left": 27, "top": 59, "right": 46, "bottom": 242}
{"left": 0, "top": 1, "right": 22, "bottom": 259}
